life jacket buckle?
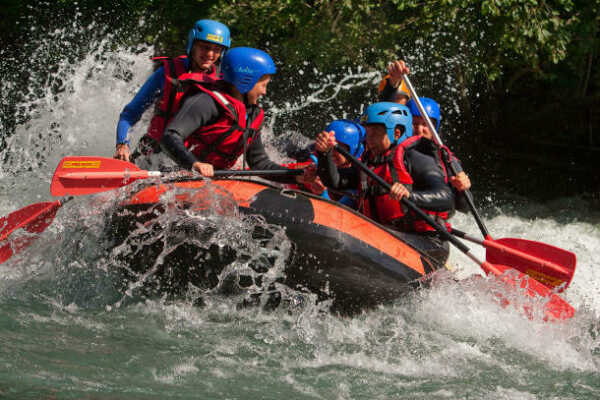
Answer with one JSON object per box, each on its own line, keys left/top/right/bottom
{"left": 280, "top": 188, "right": 298, "bottom": 199}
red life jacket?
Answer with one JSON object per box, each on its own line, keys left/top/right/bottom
{"left": 146, "top": 55, "right": 219, "bottom": 142}
{"left": 358, "top": 145, "right": 412, "bottom": 225}
{"left": 359, "top": 136, "right": 451, "bottom": 233}
{"left": 183, "top": 84, "right": 264, "bottom": 170}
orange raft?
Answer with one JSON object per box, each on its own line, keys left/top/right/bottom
{"left": 106, "top": 178, "right": 447, "bottom": 313}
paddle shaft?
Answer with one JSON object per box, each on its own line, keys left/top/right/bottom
{"left": 58, "top": 169, "right": 302, "bottom": 181}
{"left": 334, "top": 144, "right": 577, "bottom": 321}
{"left": 401, "top": 74, "right": 490, "bottom": 238}
{"left": 333, "top": 144, "right": 494, "bottom": 268}
{"left": 402, "top": 75, "right": 576, "bottom": 293}
{"left": 213, "top": 169, "right": 303, "bottom": 177}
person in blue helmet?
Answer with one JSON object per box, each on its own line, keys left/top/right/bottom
{"left": 300, "top": 120, "right": 365, "bottom": 208}
{"left": 406, "top": 97, "right": 471, "bottom": 194}
{"left": 159, "top": 47, "right": 308, "bottom": 185}
{"left": 314, "top": 102, "right": 454, "bottom": 261}
{"left": 380, "top": 60, "right": 471, "bottom": 194}
{"left": 114, "top": 19, "right": 231, "bottom": 163}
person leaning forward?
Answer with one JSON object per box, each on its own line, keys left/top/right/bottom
{"left": 114, "top": 19, "right": 230, "bottom": 163}
{"left": 314, "top": 102, "right": 455, "bottom": 261}
{"left": 159, "top": 47, "right": 308, "bottom": 185}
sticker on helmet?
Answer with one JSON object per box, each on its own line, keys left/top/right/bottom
{"left": 235, "top": 66, "right": 254, "bottom": 73}
{"left": 206, "top": 34, "right": 224, "bottom": 43}
{"left": 62, "top": 160, "right": 101, "bottom": 169}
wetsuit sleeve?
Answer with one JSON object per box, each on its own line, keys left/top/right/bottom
{"left": 378, "top": 79, "right": 399, "bottom": 102}
{"left": 439, "top": 147, "right": 470, "bottom": 213}
{"left": 116, "top": 67, "right": 165, "bottom": 145}
{"left": 245, "top": 134, "right": 297, "bottom": 184}
{"left": 160, "top": 92, "right": 220, "bottom": 170}
{"left": 449, "top": 158, "right": 471, "bottom": 213}
{"left": 316, "top": 152, "right": 358, "bottom": 189}
{"left": 405, "top": 151, "right": 455, "bottom": 212}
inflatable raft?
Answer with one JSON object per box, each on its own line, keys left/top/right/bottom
{"left": 106, "top": 178, "right": 447, "bottom": 313}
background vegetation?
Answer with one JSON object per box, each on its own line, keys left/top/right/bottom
{"left": 1, "top": 0, "right": 599, "bottom": 198}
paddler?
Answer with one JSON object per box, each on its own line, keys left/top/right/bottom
{"left": 114, "top": 19, "right": 230, "bottom": 163}
{"left": 301, "top": 120, "right": 365, "bottom": 208}
{"left": 159, "top": 46, "right": 308, "bottom": 185}
{"left": 406, "top": 97, "right": 471, "bottom": 193}
{"left": 381, "top": 60, "right": 471, "bottom": 198}
{"left": 378, "top": 60, "right": 411, "bottom": 105}
{"left": 315, "top": 102, "right": 455, "bottom": 262}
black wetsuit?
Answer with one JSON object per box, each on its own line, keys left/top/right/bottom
{"left": 317, "top": 141, "right": 454, "bottom": 263}
{"left": 317, "top": 141, "right": 454, "bottom": 218}
{"left": 160, "top": 91, "right": 296, "bottom": 184}
{"left": 378, "top": 79, "right": 403, "bottom": 102}
{"left": 379, "top": 85, "right": 470, "bottom": 213}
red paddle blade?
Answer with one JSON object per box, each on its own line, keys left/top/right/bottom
{"left": 486, "top": 238, "right": 576, "bottom": 293}
{"left": 482, "top": 262, "right": 575, "bottom": 321}
{"left": 0, "top": 201, "right": 61, "bottom": 264}
{"left": 51, "top": 156, "right": 149, "bottom": 196}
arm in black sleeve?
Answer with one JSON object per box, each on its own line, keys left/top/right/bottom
{"left": 452, "top": 155, "right": 471, "bottom": 213}
{"left": 160, "top": 92, "right": 220, "bottom": 170}
{"left": 451, "top": 158, "right": 472, "bottom": 213}
{"left": 378, "top": 79, "right": 399, "bottom": 102}
{"left": 406, "top": 151, "right": 455, "bottom": 212}
{"left": 316, "top": 151, "right": 358, "bottom": 189}
{"left": 437, "top": 146, "right": 470, "bottom": 213}
{"left": 245, "top": 133, "right": 298, "bottom": 184}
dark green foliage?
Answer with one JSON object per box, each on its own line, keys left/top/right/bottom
{"left": 1, "top": 0, "right": 598, "bottom": 196}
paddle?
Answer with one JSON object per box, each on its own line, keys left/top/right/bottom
{"left": 0, "top": 197, "right": 72, "bottom": 264}
{"left": 400, "top": 74, "right": 576, "bottom": 292}
{"left": 1, "top": 157, "right": 302, "bottom": 264}
{"left": 451, "top": 228, "right": 576, "bottom": 292}
{"left": 51, "top": 156, "right": 303, "bottom": 197}
{"left": 333, "top": 144, "right": 574, "bottom": 321}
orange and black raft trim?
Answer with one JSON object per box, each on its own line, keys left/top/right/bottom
{"left": 107, "top": 178, "right": 445, "bottom": 313}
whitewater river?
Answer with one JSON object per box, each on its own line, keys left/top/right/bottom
{"left": 1, "top": 43, "right": 600, "bottom": 399}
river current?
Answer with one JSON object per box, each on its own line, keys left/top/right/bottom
{"left": 1, "top": 40, "right": 599, "bottom": 399}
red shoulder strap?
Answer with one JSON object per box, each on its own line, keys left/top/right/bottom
{"left": 391, "top": 144, "right": 414, "bottom": 184}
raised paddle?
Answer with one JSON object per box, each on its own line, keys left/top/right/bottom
{"left": 400, "top": 74, "right": 576, "bottom": 291}
{"left": 0, "top": 197, "right": 72, "bottom": 264}
{"left": 333, "top": 144, "right": 574, "bottom": 321}
{"left": 51, "top": 156, "right": 303, "bottom": 197}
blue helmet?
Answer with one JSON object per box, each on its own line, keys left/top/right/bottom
{"left": 186, "top": 19, "right": 231, "bottom": 55}
{"left": 325, "top": 119, "right": 365, "bottom": 158}
{"left": 407, "top": 97, "right": 441, "bottom": 130}
{"left": 360, "top": 102, "right": 413, "bottom": 144}
{"left": 221, "top": 47, "right": 277, "bottom": 94}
